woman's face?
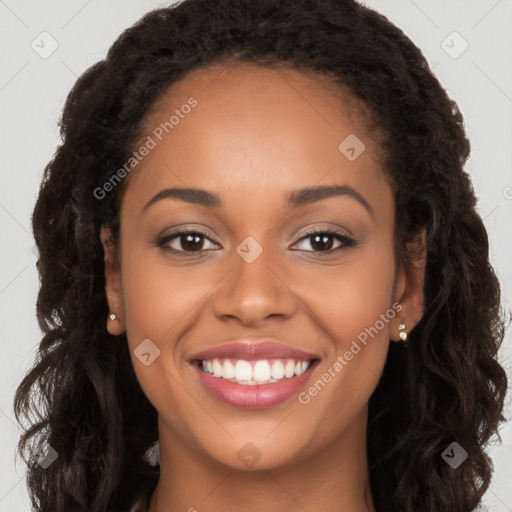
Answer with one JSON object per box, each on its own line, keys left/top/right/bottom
{"left": 103, "top": 63, "right": 416, "bottom": 470}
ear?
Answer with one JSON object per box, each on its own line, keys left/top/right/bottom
{"left": 391, "top": 229, "right": 426, "bottom": 342}
{"left": 100, "top": 226, "right": 125, "bottom": 336}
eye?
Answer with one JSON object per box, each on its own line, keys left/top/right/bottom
{"left": 291, "top": 227, "right": 356, "bottom": 254}
{"left": 156, "top": 226, "right": 356, "bottom": 256}
{"left": 157, "top": 228, "right": 220, "bottom": 254}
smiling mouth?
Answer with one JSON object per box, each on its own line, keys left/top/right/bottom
{"left": 194, "top": 357, "right": 318, "bottom": 385}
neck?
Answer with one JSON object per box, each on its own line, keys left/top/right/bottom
{"left": 148, "top": 408, "right": 375, "bottom": 512}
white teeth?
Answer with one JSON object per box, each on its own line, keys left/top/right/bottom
{"left": 212, "top": 359, "right": 223, "bottom": 377}
{"left": 271, "top": 360, "right": 285, "bottom": 379}
{"left": 284, "top": 360, "right": 296, "bottom": 378}
{"left": 200, "top": 358, "right": 312, "bottom": 384}
{"left": 234, "top": 360, "right": 253, "bottom": 381}
{"left": 253, "top": 360, "right": 272, "bottom": 381}
{"left": 222, "top": 359, "right": 235, "bottom": 379}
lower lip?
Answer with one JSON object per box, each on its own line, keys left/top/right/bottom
{"left": 194, "top": 362, "right": 317, "bottom": 409}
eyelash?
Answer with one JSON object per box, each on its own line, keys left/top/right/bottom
{"left": 156, "top": 226, "right": 356, "bottom": 257}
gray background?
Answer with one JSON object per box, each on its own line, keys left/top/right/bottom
{"left": 1, "top": 0, "right": 511, "bottom": 510}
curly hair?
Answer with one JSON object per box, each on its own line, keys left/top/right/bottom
{"left": 13, "top": 0, "right": 508, "bottom": 510}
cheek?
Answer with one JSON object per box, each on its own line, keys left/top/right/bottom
{"left": 290, "top": 247, "right": 397, "bottom": 442}
{"left": 287, "top": 239, "right": 397, "bottom": 352}
{"left": 121, "top": 254, "right": 215, "bottom": 347}
{"left": 119, "top": 253, "right": 215, "bottom": 432}
{"left": 118, "top": 250, "right": 213, "bottom": 388}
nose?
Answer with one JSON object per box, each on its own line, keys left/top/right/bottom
{"left": 211, "top": 241, "right": 297, "bottom": 327}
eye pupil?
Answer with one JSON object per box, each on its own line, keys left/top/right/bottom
{"left": 310, "top": 234, "right": 334, "bottom": 252}
{"left": 182, "top": 233, "right": 203, "bottom": 251}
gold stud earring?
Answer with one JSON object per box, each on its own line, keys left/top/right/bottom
{"left": 109, "top": 313, "right": 118, "bottom": 323}
{"left": 398, "top": 323, "right": 408, "bottom": 343}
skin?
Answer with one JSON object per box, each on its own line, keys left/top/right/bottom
{"left": 101, "top": 63, "right": 425, "bottom": 512}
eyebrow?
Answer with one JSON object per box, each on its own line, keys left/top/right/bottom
{"left": 143, "top": 184, "right": 374, "bottom": 217}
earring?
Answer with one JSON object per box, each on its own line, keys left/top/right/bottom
{"left": 398, "top": 323, "right": 408, "bottom": 343}
{"left": 109, "top": 313, "right": 119, "bottom": 323}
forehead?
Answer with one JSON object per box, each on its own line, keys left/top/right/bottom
{"left": 123, "top": 62, "right": 389, "bottom": 212}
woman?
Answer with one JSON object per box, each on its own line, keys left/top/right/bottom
{"left": 13, "top": 0, "right": 508, "bottom": 510}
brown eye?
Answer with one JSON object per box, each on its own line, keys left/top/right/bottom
{"left": 291, "top": 228, "right": 356, "bottom": 254}
{"left": 158, "top": 229, "right": 219, "bottom": 253}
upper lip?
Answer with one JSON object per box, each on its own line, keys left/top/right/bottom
{"left": 189, "top": 339, "right": 319, "bottom": 361}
